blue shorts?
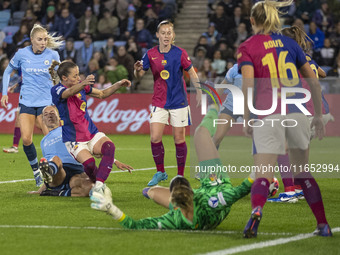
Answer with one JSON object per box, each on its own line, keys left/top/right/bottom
{"left": 19, "top": 103, "right": 45, "bottom": 116}
{"left": 45, "top": 163, "right": 84, "bottom": 190}
{"left": 219, "top": 106, "right": 242, "bottom": 121}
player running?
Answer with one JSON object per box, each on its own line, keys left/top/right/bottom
{"left": 238, "top": 0, "right": 332, "bottom": 237}
{"left": 30, "top": 105, "right": 132, "bottom": 197}
{"left": 49, "top": 60, "right": 131, "bottom": 198}
{"left": 1, "top": 24, "right": 62, "bottom": 186}
{"left": 134, "top": 20, "right": 202, "bottom": 186}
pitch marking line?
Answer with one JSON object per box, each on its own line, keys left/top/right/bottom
{"left": 0, "top": 166, "right": 177, "bottom": 184}
{"left": 0, "top": 224, "right": 294, "bottom": 236}
{"left": 200, "top": 227, "right": 340, "bottom": 255}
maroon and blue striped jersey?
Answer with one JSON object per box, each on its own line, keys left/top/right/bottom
{"left": 51, "top": 83, "right": 98, "bottom": 142}
{"left": 142, "top": 45, "right": 192, "bottom": 109}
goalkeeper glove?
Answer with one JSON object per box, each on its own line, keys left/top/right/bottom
{"left": 90, "top": 188, "right": 123, "bottom": 220}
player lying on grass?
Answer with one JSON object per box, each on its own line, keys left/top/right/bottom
{"left": 90, "top": 106, "right": 254, "bottom": 230}
{"left": 30, "top": 105, "right": 133, "bottom": 197}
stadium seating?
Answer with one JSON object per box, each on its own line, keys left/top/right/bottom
{"left": 93, "top": 40, "right": 106, "bottom": 52}
{"left": 73, "top": 40, "right": 84, "bottom": 50}
{"left": 0, "top": 10, "right": 11, "bottom": 30}
{"left": 2, "top": 25, "right": 20, "bottom": 35}
{"left": 11, "top": 11, "right": 25, "bottom": 26}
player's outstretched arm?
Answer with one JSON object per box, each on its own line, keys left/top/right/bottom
{"left": 61, "top": 75, "right": 95, "bottom": 99}
{"left": 299, "top": 62, "right": 325, "bottom": 140}
{"left": 89, "top": 79, "right": 131, "bottom": 99}
{"left": 90, "top": 187, "right": 178, "bottom": 229}
{"left": 134, "top": 60, "right": 145, "bottom": 80}
{"left": 114, "top": 160, "right": 133, "bottom": 173}
{"left": 188, "top": 66, "right": 202, "bottom": 107}
{"left": 1, "top": 65, "right": 14, "bottom": 109}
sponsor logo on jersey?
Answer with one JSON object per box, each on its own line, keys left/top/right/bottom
{"left": 25, "top": 68, "right": 49, "bottom": 73}
{"left": 208, "top": 197, "right": 219, "bottom": 208}
{"left": 161, "top": 60, "right": 167, "bottom": 66}
{"left": 160, "top": 70, "right": 170, "bottom": 80}
{"left": 152, "top": 57, "right": 158, "bottom": 60}
{"left": 80, "top": 102, "right": 86, "bottom": 112}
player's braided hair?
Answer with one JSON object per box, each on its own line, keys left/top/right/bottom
{"left": 170, "top": 176, "right": 194, "bottom": 210}
{"left": 281, "top": 25, "right": 313, "bottom": 53}
{"left": 49, "top": 60, "right": 77, "bottom": 85}
{"left": 251, "top": 0, "right": 293, "bottom": 34}
{"left": 30, "top": 24, "right": 63, "bottom": 50}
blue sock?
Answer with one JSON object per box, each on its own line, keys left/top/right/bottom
{"left": 23, "top": 143, "right": 38, "bottom": 171}
{"left": 49, "top": 161, "right": 58, "bottom": 175}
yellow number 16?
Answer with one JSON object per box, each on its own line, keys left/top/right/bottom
{"left": 262, "top": 51, "right": 299, "bottom": 88}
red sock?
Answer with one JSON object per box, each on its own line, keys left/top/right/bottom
{"left": 151, "top": 141, "right": 165, "bottom": 173}
{"left": 82, "top": 158, "right": 97, "bottom": 182}
{"left": 251, "top": 178, "right": 270, "bottom": 209}
{"left": 96, "top": 141, "right": 115, "bottom": 183}
{"left": 175, "top": 142, "right": 187, "bottom": 176}
{"left": 13, "top": 127, "right": 21, "bottom": 147}
{"left": 295, "top": 172, "right": 328, "bottom": 225}
{"left": 277, "top": 154, "right": 295, "bottom": 192}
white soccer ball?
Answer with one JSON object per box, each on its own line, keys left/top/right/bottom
{"left": 268, "top": 177, "right": 279, "bottom": 198}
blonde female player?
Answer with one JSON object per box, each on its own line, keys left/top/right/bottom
{"left": 1, "top": 24, "right": 62, "bottom": 187}
{"left": 237, "top": 0, "right": 332, "bottom": 237}
{"left": 134, "top": 20, "right": 202, "bottom": 186}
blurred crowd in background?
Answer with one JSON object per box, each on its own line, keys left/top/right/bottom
{"left": 1, "top": 0, "right": 340, "bottom": 93}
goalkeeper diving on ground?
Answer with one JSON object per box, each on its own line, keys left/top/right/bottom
{"left": 90, "top": 106, "right": 255, "bottom": 230}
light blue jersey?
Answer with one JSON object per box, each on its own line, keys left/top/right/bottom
{"left": 222, "top": 64, "right": 242, "bottom": 112}
{"left": 41, "top": 127, "right": 81, "bottom": 166}
{"left": 8, "top": 46, "right": 60, "bottom": 107}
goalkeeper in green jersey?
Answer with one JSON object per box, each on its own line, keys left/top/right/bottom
{"left": 90, "top": 105, "right": 254, "bottom": 230}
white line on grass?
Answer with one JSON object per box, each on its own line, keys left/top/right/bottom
{"left": 0, "top": 166, "right": 177, "bottom": 184}
{"left": 200, "top": 227, "right": 340, "bottom": 255}
{"left": 0, "top": 224, "right": 295, "bottom": 236}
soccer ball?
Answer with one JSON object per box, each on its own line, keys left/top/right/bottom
{"left": 268, "top": 177, "right": 279, "bottom": 198}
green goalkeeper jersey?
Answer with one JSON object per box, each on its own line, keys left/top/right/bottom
{"left": 119, "top": 178, "right": 252, "bottom": 230}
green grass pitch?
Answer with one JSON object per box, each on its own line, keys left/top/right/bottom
{"left": 0, "top": 134, "right": 339, "bottom": 255}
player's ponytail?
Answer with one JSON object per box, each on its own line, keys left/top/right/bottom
{"left": 30, "top": 24, "right": 63, "bottom": 50}
{"left": 170, "top": 176, "right": 194, "bottom": 211}
{"left": 251, "top": 0, "right": 293, "bottom": 34}
{"left": 49, "top": 60, "right": 77, "bottom": 85}
{"left": 281, "top": 25, "right": 313, "bottom": 52}
{"left": 49, "top": 60, "right": 61, "bottom": 85}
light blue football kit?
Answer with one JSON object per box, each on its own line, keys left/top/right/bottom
{"left": 2, "top": 46, "right": 60, "bottom": 107}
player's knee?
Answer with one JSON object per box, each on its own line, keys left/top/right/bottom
{"left": 148, "top": 187, "right": 156, "bottom": 199}
{"left": 22, "top": 136, "right": 33, "bottom": 146}
{"left": 150, "top": 136, "right": 162, "bottom": 143}
{"left": 101, "top": 141, "right": 115, "bottom": 156}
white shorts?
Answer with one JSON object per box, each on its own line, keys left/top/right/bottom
{"left": 150, "top": 106, "right": 192, "bottom": 127}
{"left": 65, "top": 132, "right": 106, "bottom": 158}
{"left": 253, "top": 113, "right": 311, "bottom": 155}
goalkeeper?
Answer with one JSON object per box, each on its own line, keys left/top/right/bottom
{"left": 91, "top": 106, "right": 254, "bottom": 230}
